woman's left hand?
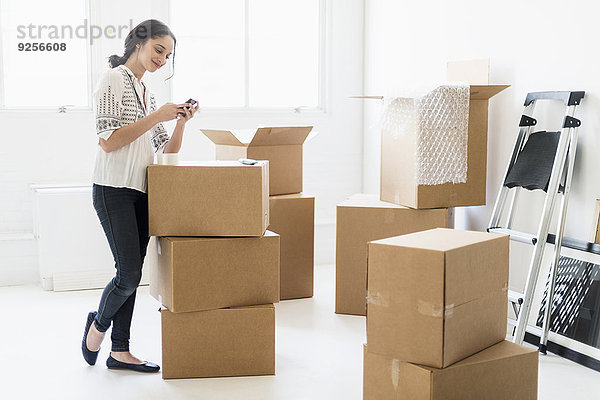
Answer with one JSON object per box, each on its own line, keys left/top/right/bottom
{"left": 176, "top": 102, "right": 199, "bottom": 124}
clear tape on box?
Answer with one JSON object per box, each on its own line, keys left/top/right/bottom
{"left": 381, "top": 84, "right": 470, "bottom": 185}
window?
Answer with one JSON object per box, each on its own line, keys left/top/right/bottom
{"left": 170, "top": 0, "right": 323, "bottom": 110}
{"left": 0, "top": 0, "right": 91, "bottom": 109}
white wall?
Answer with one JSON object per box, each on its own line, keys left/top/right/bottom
{"left": 363, "top": 0, "right": 600, "bottom": 292}
{"left": 0, "top": 0, "right": 365, "bottom": 286}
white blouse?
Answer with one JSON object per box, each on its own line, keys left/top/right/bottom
{"left": 91, "top": 64, "right": 170, "bottom": 193}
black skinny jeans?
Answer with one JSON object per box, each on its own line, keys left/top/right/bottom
{"left": 91, "top": 183, "right": 150, "bottom": 352}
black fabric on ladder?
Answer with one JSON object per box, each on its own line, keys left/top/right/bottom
{"left": 504, "top": 131, "right": 561, "bottom": 192}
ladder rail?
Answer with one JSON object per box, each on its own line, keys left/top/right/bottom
{"left": 513, "top": 106, "right": 576, "bottom": 344}
{"left": 488, "top": 104, "right": 536, "bottom": 229}
{"left": 539, "top": 108, "right": 579, "bottom": 352}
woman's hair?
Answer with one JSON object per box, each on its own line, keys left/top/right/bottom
{"left": 108, "top": 19, "right": 176, "bottom": 80}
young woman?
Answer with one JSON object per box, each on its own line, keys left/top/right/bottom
{"left": 81, "top": 19, "right": 198, "bottom": 373}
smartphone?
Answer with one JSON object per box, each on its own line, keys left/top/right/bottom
{"left": 178, "top": 98, "right": 197, "bottom": 115}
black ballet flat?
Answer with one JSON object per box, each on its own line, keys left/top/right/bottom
{"left": 106, "top": 355, "right": 160, "bottom": 373}
{"left": 82, "top": 311, "right": 100, "bottom": 366}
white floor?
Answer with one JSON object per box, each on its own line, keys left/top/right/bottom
{"left": 0, "top": 264, "right": 599, "bottom": 400}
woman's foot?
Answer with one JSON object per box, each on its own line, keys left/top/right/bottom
{"left": 110, "top": 351, "right": 143, "bottom": 364}
{"left": 107, "top": 352, "right": 160, "bottom": 373}
{"left": 86, "top": 320, "right": 105, "bottom": 352}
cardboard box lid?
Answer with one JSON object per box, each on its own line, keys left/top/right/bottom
{"left": 159, "top": 303, "right": 274, "bottom": 313}
{"left": 163, "top": 230, "right": 279, "bottom": 244}
{"left": 419, "top": 341, "right": 538, "bottom": 372}
{"left": 201, "top": 126, "right": 313, "bottom": 147}
{"left": 149, "top": 160, "right": 269, "bottom": 168}
{"left": 370, "top": 228, "right": 505, "bottom": 253}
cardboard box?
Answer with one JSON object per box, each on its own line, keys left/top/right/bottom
{"left": 335, "top": 194, "right": 454, "bottom": 316}
{"left": 148, "top": 161, "right": 269, "bottom": 237}
{"left": 363, "top": 341, "right": 538, "bottom": 400}
{"left": 201, "top": 127, "right": 312, "bottom": 196}
{"left": 380, "top": 83, "right": 509, "bottom": 209}
{"left": 161, "top": 304, "right": 275, "bottom": 379}
{"left": 269, "top": 193, "right": 315, "bottom": 300}
{"left": 367, "top": 228, "right": 509, "bottom": 368}
{"left": 150, "top": 231, "right": 280, "bottom": 312}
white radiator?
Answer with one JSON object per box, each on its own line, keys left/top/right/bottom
{"left": 31, "top": 184, "right": 154, "bottom": 291}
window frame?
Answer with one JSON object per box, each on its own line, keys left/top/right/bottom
{"left": 167, "top": 0, "right": 328, "bottom": 115}
{"left": 0, "top": 0, "right": 94, "bottom": 112}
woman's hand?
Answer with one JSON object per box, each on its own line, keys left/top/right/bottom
{"left": 176, "top": 102, "right": 199, "bottom": 125}
{"left": 154, "top": 102, "right": 186, "bottom": 123}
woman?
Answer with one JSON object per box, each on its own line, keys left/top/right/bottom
{"left": 81, "top": 19, "right": 198, "bottom": 373}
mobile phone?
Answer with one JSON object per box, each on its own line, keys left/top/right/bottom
{"left": 178, "top": 98, "right": 197, "bottom": 115}
{"left": 239, "top": 158, "right": 258, "bottom": 165}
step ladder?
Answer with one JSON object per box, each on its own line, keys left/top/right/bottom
{"left": 487, "top": 91, "right": 585, "bottom": 351}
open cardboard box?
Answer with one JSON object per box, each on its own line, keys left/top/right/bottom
{"left": 201, "top": 126, "right": 314, "bottom": 196}
{"left": 356, "top": 59, "right": 509, "bottom": 209}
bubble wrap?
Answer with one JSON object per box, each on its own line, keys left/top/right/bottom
{"left": 381, "top": 84, "right": 470, "bottom": 185}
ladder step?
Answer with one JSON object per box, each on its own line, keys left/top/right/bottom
{"left": 488, "top": 228, "right": 538, "bottom": 245}
{"left": 508, "top": 290, "right": 524, "bottom": 305}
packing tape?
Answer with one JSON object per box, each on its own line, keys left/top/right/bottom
{"left": 417, "top": 299, "right": 444, "bottom": 318}
{"left": 366, "top": 291, "right": 389, "bottom": 307}
{"left": 391, "top": 359, "right": 401, "bottom": 391}
{"left": 156, "top": 152, "right": 179, "bottom": 165}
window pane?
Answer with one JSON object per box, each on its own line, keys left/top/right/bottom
{"left": 170, "top": 0, "right": 245, "bottom": 107}
{"left": 249, "top": 0, "right": 320, "bottom": 108}
{"left": 1, "top": 0, "right": 89, "bottom": 107}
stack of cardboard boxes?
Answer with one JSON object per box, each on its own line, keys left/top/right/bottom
{"left": 147, "top": 160, "right": 279, "bottom": 379}
{"left": 363, "top": 228, "right": 539, "bottom": 399}
{"left": 336, "top": 69, "right": 510, "bottom": 316}
{"left": 202, "top": 127, "right": 316, "bottom": 300}
{"left": 350, "top": 61, "right": 539, "bottom": 398}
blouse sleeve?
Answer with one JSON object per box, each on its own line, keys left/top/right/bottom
{"left": 94, "top": 70, "right": 125, "bottom": 141}
{"left": 148, "top": 93, "right": 170, "bottom": 153}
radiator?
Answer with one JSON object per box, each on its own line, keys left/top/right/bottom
{"left": 31, "top": 184, "right": 154, "bottom": 291}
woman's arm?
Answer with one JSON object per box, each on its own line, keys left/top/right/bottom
{"left": 99, "top": 103, "right": 182, "bottom": 153}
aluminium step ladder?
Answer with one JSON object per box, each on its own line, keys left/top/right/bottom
{"left": 487, "top": 91, "right": 585, "bottom": 351}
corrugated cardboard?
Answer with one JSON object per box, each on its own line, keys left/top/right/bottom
{"left": 367, "top": 228, "right": 509, "bottom": 368}
{"left": 335, "top": 194, "right": 454, "bottom": 316}
{"left": 161, "top": 304, "right": 275, "bottom": 379}
{"left": 201, "top": 127, "right": 313, "bottom": 196}
{"left": 269, "top": 193, "right": 315, "bottom": 300}
{"left": 150, "top": 231, "right": 280, "bottom": 312}
{"left": 147, "top": 161, "right": 269, "bottom": 237}
{"left": 363, "top": 341, "right": 538, "bottom": 400}
{"left": 380, "top": 84, "right": 509, "bottom": 209}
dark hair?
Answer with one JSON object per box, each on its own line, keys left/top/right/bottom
{"left": 108, "top": 19, "right": 176, "bottom": 80}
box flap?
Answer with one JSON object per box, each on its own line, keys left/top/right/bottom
{"left": 201, "top": 129, "right": 246, "bottom": 146}
{"left": 469, "top": 85, "right": 510, "bottom": 100}
{"left": 370, "top": 228, "right": 507, "bottom": 253}
{"left": 249, "top": 126, "right": 313, "bottom": 147}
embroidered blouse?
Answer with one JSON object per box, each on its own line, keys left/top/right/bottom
{"left": 91, "top": 64, "right": 170, "bottom": 193}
